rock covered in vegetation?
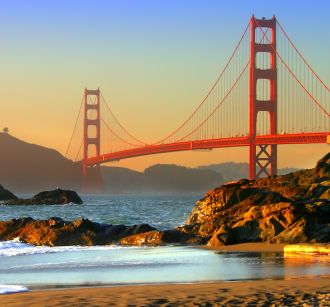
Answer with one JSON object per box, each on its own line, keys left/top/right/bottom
{"left": 0, "top": 185, "right": 18, "bottom": 201}
{"left": 5, "top": 189, "right": 83, "bottom": 205}
{"left": 184, "top": 152, "right": 330, "bottom": 246}
{"left": 0, "top": 217, "right": 156, "bottom": 246}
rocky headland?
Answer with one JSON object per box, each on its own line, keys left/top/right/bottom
{"left": 0, "top": 152, "right": 329, "bottom": 247}
{"left": 183, "top": 152, "right": 330, "bottom": 247}
{"left": 0, "top": 188, "right": 83, "bottom": 205}
{"left": 0, "top": 184, "right": 18, "bottom": 201}
{"left": 119, "top": 152, "right": 330, "bottom": 247}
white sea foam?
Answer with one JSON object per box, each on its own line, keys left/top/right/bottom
{"left": 0, "top": 285, "right": 29, "bottom": 294}
{"left": 0, "top": 239, "right": 135, "bottom": 257}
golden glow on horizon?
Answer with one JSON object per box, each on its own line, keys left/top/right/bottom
{"left": 0, "top": 1, "right": 329, "bottom": 171}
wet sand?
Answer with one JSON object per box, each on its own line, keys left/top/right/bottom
{"left": 1, "top": 278, "right": 329, "bottom": 306}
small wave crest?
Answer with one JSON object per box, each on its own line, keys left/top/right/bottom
{"left": 0, "top": 285, "right": 29, "bottom": 294}
{"left": 0, "top": 239, "right": 137, "bottom": 257}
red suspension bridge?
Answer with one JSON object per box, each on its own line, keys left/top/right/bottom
{"left": 66, "top": 15, "right": 330, "bottom": 188}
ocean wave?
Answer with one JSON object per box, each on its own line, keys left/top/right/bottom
{"left": 0, "top": 239, "right": 139, "bottom": 257}
{"left": 0, "top": 285, "right": 29, "bottom": 295}
{"left": 2, "top": 260, "right": 188, "bottom": 273}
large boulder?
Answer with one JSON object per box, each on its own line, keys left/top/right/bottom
{"left": 0, "top": 185, "right": 17, "bottom": 201}
{"left": 5, "top": 189, "right": 83, "bottom": 205}
{"left": 185, "top": 152, "right": 330, "bottom": 246}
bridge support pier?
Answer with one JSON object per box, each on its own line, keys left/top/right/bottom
{"left": 250, "top": 144, "right": 277, "bottom": 179}
{"left": 249, "top": 15, "right": 278, "bottom": 179}
{"left": 82, "top": 88, "right": 103, "bottom": 192}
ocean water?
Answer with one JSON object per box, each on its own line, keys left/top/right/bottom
{"left": 0, "top": 194, "right": 329, "bottom": 291}
{"left": 0, "top": 193, "right": 200, "bottom": 230}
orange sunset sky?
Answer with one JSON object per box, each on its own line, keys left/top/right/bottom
{"left": 0, "top": 1, "right": 329, "bottom": 171}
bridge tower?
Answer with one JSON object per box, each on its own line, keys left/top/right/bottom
{"left": 249, "top": 15, "right": 277, "bottom": 179}
{"left": 82, "top": 88, "right": 102, "bottom": 191}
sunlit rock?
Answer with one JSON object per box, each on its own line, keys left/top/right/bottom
{"left": 185, "top": 152, "right": 330, "bottom": 246}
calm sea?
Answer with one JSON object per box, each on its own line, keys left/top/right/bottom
{"left": 0, "top": 193, "right": 200, "bottom": 230}
{"left": 0, "top": 194, "right": 329, "bottom": 293}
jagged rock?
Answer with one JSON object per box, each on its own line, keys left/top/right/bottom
{"left": 0, "top": 215, "right": 203, "bottom": 247}
{"left": 0, "top": 217, "right": 156, "bottom": 246}
{"left": 207, "top": 224, "right": 233, "bottom": 247}
{"left": 120, "top": 229, "right": 203, "bottom": 246}
{"left": 0, "top": 185, "right": 17, "bottom": 201}
{"left": 185, "top": 152, "right": 330, "bottom": 246}
{"left": 314, "top": 152, "right": 330, "bottom": 178}
{"left": 5, "top": 189, "right": 83, "bottom": 205}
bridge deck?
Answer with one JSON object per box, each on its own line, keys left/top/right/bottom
{"left": 84, "top": 132, "right": 329, "bottom": 166}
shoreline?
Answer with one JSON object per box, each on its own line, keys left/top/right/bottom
{"left": 1, "top": 278, "right": 329, "bottom": 306}
{"left": 24, "top": 274, "right": 330, "bottom": 291}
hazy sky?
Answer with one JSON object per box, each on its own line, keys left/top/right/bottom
{"left": 0, "top": 0, "right": 329, "bottom": 170}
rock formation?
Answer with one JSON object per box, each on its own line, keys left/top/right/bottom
{"left": 184, "top": 152, "right": 330, "bottom": 246}
{"left": 120, "top": 229, "right": 203, "bottom": 246}
{"left": 4, "top": 189, "right": 83, "bottom": 205}
{"left": 0, "top": 217, "right": 156, "bottom": 246}
{"left": 0, "top": 185, "right": 18, "bottom": 201}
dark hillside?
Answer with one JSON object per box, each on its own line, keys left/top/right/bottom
{"left": 0, "top": 133, "right": 222, "bottom": 193}
{"left": 0, "top": 133, "right": 81, "bottom": 192}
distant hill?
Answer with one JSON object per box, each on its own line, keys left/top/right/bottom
{"left": 0, "top": 133, "right": 223, "bottom": 193}
{"left": 0, "top": 133, "right": 81, "bottom": 193}
{"left": 102, "top": 164, "right": 223, "bottom": 193}
{"left": 277, "top": 168, "right": 302, "bottom": 175}
{"left": 199, "top": 162, "right": 300, "bottom": 182}
{"left": 101, "top": 166, "right": 144, "bottom": 193}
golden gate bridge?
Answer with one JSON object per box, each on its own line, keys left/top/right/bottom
{"left": 65, "top": 15, "right": 330, "bottom": 188}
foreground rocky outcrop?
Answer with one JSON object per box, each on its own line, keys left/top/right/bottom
{"left": 118, "top": 153, "right": 329, "bottom": 246}
{"left": 120, "top": 229, "right": 203, "bottom": 246}
{"left": 184, "top": 152, "right": 330, "bottom": 247}
{"left": 0, "top": 217, "right": 156, "bottom": 246}
{"left": 0, "top": 217, "right": 201, "bottom": 246}
{"left": 4, "top": 189, "right": 83, "bottom": 205}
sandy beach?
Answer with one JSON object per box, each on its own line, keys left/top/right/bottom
{"left": 0, "top": 278, "right": 329, "bottom": 306}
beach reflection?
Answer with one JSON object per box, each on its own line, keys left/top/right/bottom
{"left": 1, "top": 244, "right": 330, "bottom": 287}
{"left": 283, "top": 252, "right": 330, "bottom": 279}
